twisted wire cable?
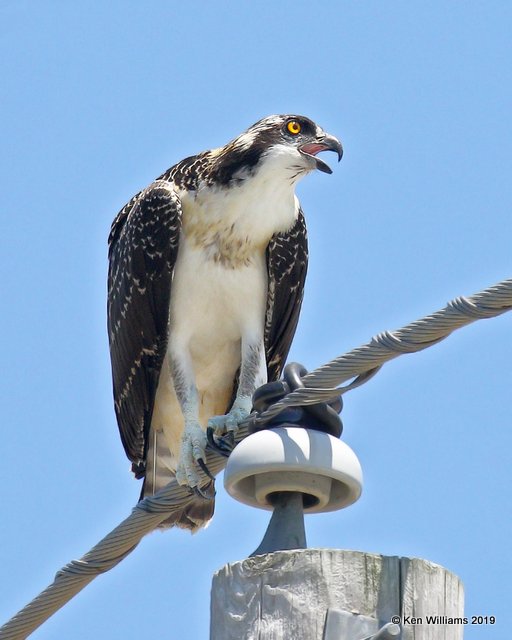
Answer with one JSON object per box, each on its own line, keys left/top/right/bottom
{"left": 1, "top": 277, "right": 510, "bottom": 639}
{"left": 251, "top": 279, "right": 512, "bottom": 424}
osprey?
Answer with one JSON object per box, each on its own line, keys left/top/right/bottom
{"left": 107, "top": 115, "right": 342, "bottom": 530}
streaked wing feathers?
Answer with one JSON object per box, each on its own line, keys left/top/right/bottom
{"left": 264, "top": 208, "right": 308, "bottom": 382}
{"left": 107, "top": 181, "right": 182, "bottom": 468}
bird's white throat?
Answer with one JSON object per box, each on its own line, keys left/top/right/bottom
{"left": 179, "top": 146, "right": 305, "bottom": 266}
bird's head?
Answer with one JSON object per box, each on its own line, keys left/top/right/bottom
{"left": 210, "top": 115, "right": 343, "bottom": 186}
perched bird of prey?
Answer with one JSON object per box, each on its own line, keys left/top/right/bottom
{"left": 107, "top": 115, "right": 342, "bottom": 530}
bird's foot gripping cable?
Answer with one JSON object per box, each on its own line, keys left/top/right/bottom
{"left": 206, "top": 362, "right": 343, "bottom": 457}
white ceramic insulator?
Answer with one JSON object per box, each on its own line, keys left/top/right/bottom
{"left": 224, "top": 427, "right": 363, "bottom": 513}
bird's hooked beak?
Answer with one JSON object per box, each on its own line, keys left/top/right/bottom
{"left": 299, "top": 133, "right": 343, "bottom": 174}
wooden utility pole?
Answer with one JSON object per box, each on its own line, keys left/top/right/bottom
{"left": 214, "top": 400, "right": 465, "bottom": 640}
{"left": 210, "top": 549, "right": 464, "bottom": 639}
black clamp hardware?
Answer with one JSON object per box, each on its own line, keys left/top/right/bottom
{"left": 249, "top": 362, "right": 343, "bottom": 437}
{"left": 207, "top": 362, "right": 343, "bottom": 457}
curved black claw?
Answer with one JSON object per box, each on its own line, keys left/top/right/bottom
{"left": 206, "top": 426, "right": 235, "bottom": 457}
{"left": 190, "top": 481, "right": 216, "bottom": 501}
{"left": 197, "top": 457, "right": 215, "bottom": 481}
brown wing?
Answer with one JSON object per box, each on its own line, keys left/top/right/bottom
{"left": 107, "top": 181, "right": 182, "bottom": 473}
{"left": 264, "top": 207, "right": 308, "bottom": 382}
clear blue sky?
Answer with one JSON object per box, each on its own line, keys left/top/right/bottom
{"left": 1, "top": 2, "right": 510, "bottom": 638}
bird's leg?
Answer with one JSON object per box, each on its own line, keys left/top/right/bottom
{"left": 208, "top": 336, "right": 266, "bottom": 443}
{"left": 170, "top": 352, "right": 209, "bottom": 491}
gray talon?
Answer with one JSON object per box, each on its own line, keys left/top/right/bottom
{"left": 193, "top": 483, "right": 215, "bottom": 501}
{"left": 197, "top": 457, "right": 215, "bottom": 481}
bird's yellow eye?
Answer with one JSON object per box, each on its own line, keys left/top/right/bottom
{"left": 287, "top": 120, "right": 302, "bottom": 135}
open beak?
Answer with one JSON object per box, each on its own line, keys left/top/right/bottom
{"left": 299, "top": 133, "right": 343, "bottom": 174}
